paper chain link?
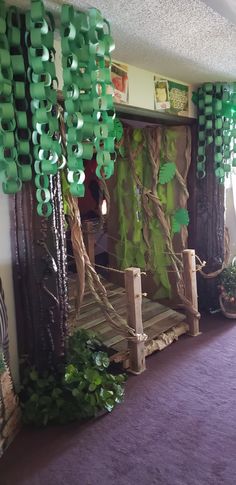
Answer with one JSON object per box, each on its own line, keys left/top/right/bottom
{"left": 8, "top": 7, "right": 33, "bottom": 188}
{"left": 0, "top": 1, "right": 23, "bottom": 194}
{"left": 197, "top": 82, "right": 236, "bottom": 183}
{"left": 61, "top": 5, "right": 116, "bottom": 197}
{"left": 27, "top": 0, "right": 60, "bottom": 217}
{"left": 0, "top": 0, "right": 117, "bottom": 216}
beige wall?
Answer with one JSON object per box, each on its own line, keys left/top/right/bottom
{"left": 117, "top": 62, "right": 197, "bottom": 118}
{"left": 0, "top": 192, "right": 19, "bottom": 387}
{"left": 54, "top": 36, "right": 197, "bottom": 118}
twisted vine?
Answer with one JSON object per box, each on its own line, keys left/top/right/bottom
{"left": 125, "top": 127, "right": 200, "bottom": 319}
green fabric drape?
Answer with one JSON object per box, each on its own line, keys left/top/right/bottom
{"left": 115, "top": 125, "right": 189, "bottom": 300}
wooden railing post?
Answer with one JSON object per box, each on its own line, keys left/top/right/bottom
{"left": 182, "top": 249, "right": 200, "bottom": 336}
{"left": 83, "top": 221, "right": 95, "bottom": 266}
{"left": 125, "top": 267, "right": 146, "bottom": 374}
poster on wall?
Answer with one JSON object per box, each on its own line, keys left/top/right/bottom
{"left": 154, "top": 79, "right": 170, "bottom": 110}
{"left": 111, "top": 62, "right": 129, "bottom": 104}
{"left": 154, "top": 76, "right": 189, "bottom": 115}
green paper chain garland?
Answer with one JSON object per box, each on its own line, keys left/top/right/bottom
{"left": 61, "top": 5, "right": 116, "bottom": 197}
{"left": 197, "top": 82, "right": 236, "bottom": 183}
{"left": 8, "top": 7, "right": 32, "bottom": 186}
{"left": 26, "top": 0, "right": 61, "bottom": 217}
{"left": 0, "top": 1, "right": 22, "bottom": 194}
{"left": 0, "top": 0, "right": 117, "bottom": 216}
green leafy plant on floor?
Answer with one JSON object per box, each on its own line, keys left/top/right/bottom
{"left": 20, "top": 329, "right": 126, "bottom": 426}
{"left": 219, "top": 259, "right": 236, "bottom": 303}
{"left": 0, "top": 349, "right": 5, "bottom": 374}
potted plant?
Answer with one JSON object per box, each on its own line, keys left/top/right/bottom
{"left": 218, "top": 258, "right": 236, "bottom": 318}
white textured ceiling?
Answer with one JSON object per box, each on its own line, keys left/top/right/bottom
{"left": 6, "top": 0, "right": 236, "bottom": 84}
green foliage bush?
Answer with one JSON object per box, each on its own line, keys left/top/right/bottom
{"left": 0, "top": 349, "right": 5, "bottom": 374}
{"left": 219, "top": 259, "right": 236, "bottom": 300}
{"left": 20, "top": 329, "right": 126, "bottom": 426}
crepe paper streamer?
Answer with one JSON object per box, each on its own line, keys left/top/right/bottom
{"left": 61, "top": 4, "right": 116, "bottom": 195}
{"left": 27, "top": 0, "right": 60, "bottom": 217}
{"left": 197, "top": 82, "right": 236, "bottom": 182}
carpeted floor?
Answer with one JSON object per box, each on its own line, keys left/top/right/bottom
{"left": 1, "top": 314, "right": 236, "bottom": 485}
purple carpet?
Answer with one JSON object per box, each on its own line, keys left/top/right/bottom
{"left": 1, "top": 314, "right": 236, "bottom": 485}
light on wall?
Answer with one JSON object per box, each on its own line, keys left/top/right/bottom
{"left": 101, "top": 199, "right": 107, "bottom": 215}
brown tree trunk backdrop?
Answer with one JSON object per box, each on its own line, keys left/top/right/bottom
{"left": 188, "top": 130, "right": 225, "bottom": 311}
{"left": 9, "top": 176, "right": 68, "bottom": 371}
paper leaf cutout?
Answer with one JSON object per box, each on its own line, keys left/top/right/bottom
{"left": 172, "top": 219, "right": 181, "bottom": 234}
{"left": 159, "top": 162, "right": 176, "bottom": 184}
{"left": 114, "top": 119, "right": 124, "bottom": 142}
{"left": 171, "top": 208, "right": 189, "bottom": 234}
{"left": 174, "top": 208, "right": 190, "bottom": 226}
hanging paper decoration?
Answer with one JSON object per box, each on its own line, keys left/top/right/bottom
{"left": 26, "top": 0, "right": 60, "bottom": 217}
{"left": 61, "top": 5, "right": 116, "bottom": 197}
{"left": 8, "top": 7, "right": 32, "bottom": 186}
{"left": 0, "top": 0, "right": 116, "bottom": 215}
{"left": 0, "top": 1, "right": 21, "bottom": 194}
{"left": 197, "top": 82, "right": 236, "bottom": 184}
{"left": 113, "top": 118, "right": 124, "bottom": 143}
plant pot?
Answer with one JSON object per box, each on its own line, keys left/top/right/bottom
{"left": 219, "top": 295, "right": 236, "bottom": 319}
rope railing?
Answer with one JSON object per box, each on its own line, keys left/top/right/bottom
{"left": 67, "top": 194, "right": 148, "bottom": 345}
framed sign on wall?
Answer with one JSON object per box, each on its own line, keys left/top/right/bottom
{"left": 154, "top": 76, "right": 189, "bottom": 116}
{"left": 111, "top": 62, "right": 129, "bottom": 104}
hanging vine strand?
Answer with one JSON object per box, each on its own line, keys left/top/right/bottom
{"left": 125, "top": 127, "right": 200, "bottom": 318}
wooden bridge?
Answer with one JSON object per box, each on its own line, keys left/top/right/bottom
{"left": 68, "top": 235, "right": 200, "bottom": 374}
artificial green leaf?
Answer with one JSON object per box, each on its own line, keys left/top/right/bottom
{"left": 114, "top": 384, "right": 124, "bottom": 398}
{"left": 172, "top": 219, "right": 181, "bottom": 234}
{"left": 0, "top": 352, "right": 5, "bottom": 374}
{"left": 30, "top": 393, "right": 39, "bottom": 403}
{"left": 94, "top": 374, "right": 102, "bottom": 386}
{"left": 89, "top": 383, "right": 97, "bottom": 392}
{"left": 20, "top": 329, "right": 126, "bottom": 426}
{"left": 72, "top": 388, "right": 79, "bottom": 397}
{"left": 29, "top": 369, "right": 38, "bottom": 381}
{"left": 89, "top": 394, "right": 96, "bottom": 407}
{"left": 104, "top": 399, "right": 115, "bottom": 412}
{"left": 173, "top": 208, "right": 189, "bottom": 226}
{"left": 51, "top": 388, "right": 62, "bottom": 399}
{"left": 159, "top": 162, "right": 176, "bottom": 184}
{"left": 95, "top": 352, "right": 110, "bottom": 369}
{"left": 113, "top": 119, "right": 124, "bottom": 142}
